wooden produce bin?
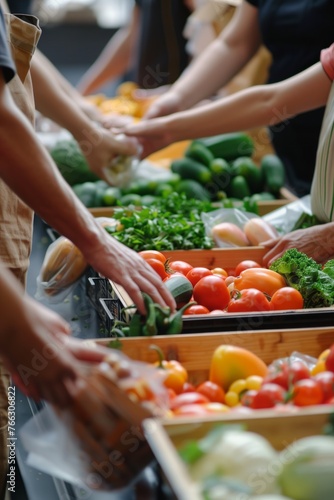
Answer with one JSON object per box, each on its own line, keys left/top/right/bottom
{"left": 87, "top": 246, "right": 334, "bottom": 337}
{"left": 143, "top": 407, "right": 334, "bottom": 500}
{"left": 96, "top": 326, "right": 334, "bottom": 388}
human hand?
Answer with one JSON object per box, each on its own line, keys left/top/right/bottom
{"left": 262, "top": 222, "right": 334, "bottom": 268}
{"left": 2, "top": 298, "right": 109, "bottom": 408}
{"left": 119, "top": 116, "right": 175, "bottom": 158}
{"left": 143, "top": 90, "right": 182, "bottom": 119}
{"left": 79, "top": 127, "right": 140, "bottom": 183}
{"left": 83, "top": 230, "right": 176, "bottom": 315}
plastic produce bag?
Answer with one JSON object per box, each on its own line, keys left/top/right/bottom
{"left": 20, "top": 349, "right": 169, "bottom": 491}
{"left": 263, "top": 195, "right": 312, "bottom": 235}
{"left": 36, "top": 235, "right": 88, "bottom": 302}
{"left": 201, "top": 207, "right": 259, "bottom": 247}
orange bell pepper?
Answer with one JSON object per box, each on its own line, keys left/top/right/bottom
{"left": 233, "top": 268, "right": 286, "bottom": 297}
{"left": 151, "top": 345, "right": 188, "bottom": 394}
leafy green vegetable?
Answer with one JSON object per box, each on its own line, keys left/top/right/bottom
{"left": 103, "top": 193, "right": 215, "bottom": 251}
{"left": 291, "top": 212, "right": 321, "bottom": 231}
{"left": 269, "top": 248, "right": 334, "bottom": 308}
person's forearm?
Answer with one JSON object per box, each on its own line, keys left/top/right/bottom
{"left": 77, "top": 6, "right": 140, "bottom": 95}
{"left": 31, "top": 54, "right": 100, "bottom": 143}
{"left": 32, "top": 50, "right": 89, "bottom": 109}
{"left": 167, "top": 2, "right": 261, "bottom": 110}
{"left": 0, "top": 85, "right": 103, "bottom": 256}
{"left": 158, "top": 62, "right": 330, "bottom": 142}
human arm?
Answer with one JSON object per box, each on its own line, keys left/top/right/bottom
{"left": 0, "top": 75, "right": 175, "bottom": 314}
{"left": 144, "top": 1, "right": 261, "bottom": 119}
{"left": 262, "top": 223, "right": 334, "bottom": 267}
{"left": 76, "top": 5, "right": 140, "bottom": 96}
{"left": 30, "top": 48, "right": 141, "bottom": 182}
{"left": 31, "top": 49, "right": 105, "bottom": 123}
{"left": 122, "top": 61, "right": 331, "bottom": 157}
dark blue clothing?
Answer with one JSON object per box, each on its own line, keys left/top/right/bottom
{"left": 0, "top": 8, "right": 15, "bottom": 83}
{"left": 246, "top": 0, "right": 334, "bottom": 196}
{"left": 133, "top": 0, "right": 191, "bottom": 88}
{"left": 7, "top": 1, "right": 33, "bottom": 14}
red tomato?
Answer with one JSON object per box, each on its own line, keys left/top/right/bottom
{"left": 325, "top": 345, "right": 334, "bottom": 373}
{"left": 209, "top": 309, "right": 227, "bottom": 315}
{"left": 183, "top": 304, "right": 210, "bottom": 315}
{"left": 163, "top": 271, "right": 184, "bottom": 281}
{"left": 240, "top": 389, "right": 258, "bottom": 408}
{"left": 251, "top": 383, "right": 286, "bottom": 409}
{"left": 170, "top": 392, "right": 210, "bottom": 410}
{"left": 181, "top": 382, "right": 196, "bottom": 393}
{"left": 168, "top": 260, "right": 193, "bottom": 276}
{"left": 225, "top": 267, "right": 237, "bottom": 277}
{"left": 173, "top": 404, "right": 212, "bottom": 416}
{"left": 293, "top": 379, "right": 324, "bottom": 406}
{"left": 186, "top": 267, "right": 212, "bottom": 286}
{"left": 313, "top": 371, "right": 334, "bottom": 402}
{"left": 139, "top": 250, "right": 166, "bottom": 263}
{"left": 288, "top": 360, "right": 311, "bottom": 383}
{"left": 227, "top": 288, "right": 270, "bottom": 313}
{"left": 145, "top": 258, "right": 167, "bottom": 280}
{"left": 193, "top": 275, "right": 230, "bottom": 311}
{"left": 196, "top": 381, "right": 225, "bottom": 404}
{"left": 234, "top": 260, "right": 262, "bottom": 276}
{"left": 264, "top": 360, "right": 310, "bottom": 390}
{"left": 270, "top": 287, "right": 304, "bottom": 310}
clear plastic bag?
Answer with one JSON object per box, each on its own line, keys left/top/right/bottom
{"left": 20, "top": 349, "right": 169, "bottom": 491}
{"left": 201, "top": 207, "right": 259, "bottom": 247}
{"left": 35, "top": 236, "right": 88, "bottom": 303}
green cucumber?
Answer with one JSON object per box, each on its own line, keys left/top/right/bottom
{"left": 171, "top": 158, "right": 212, "bottom": 184}
{"left": 261, "top": 154, "right": 285, "bottom": 194}
{"left": 195, "top": 132, "right": 254, "bottom": 162}
{"left": 176, "top": 179, "right": 211, "bottom": 201}
{"left": 228, "top": 175, "right": 251, "bottom": 199}
{"left": 164, "top": 275, "right": 193, "bottom": 305}
{"left": 231, "top": 156, "right": 264, "bottom": 194}
{"left": 185, "top": 141, "right": 215, "bottom": 167}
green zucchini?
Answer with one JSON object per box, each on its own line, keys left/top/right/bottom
{"left": 261, "top": 154, "right": 285, "bottom": 194}
{"left": 185, "top": 141, "right": 215, "bottom": 167}
{"left": 194, "top": 132, "right": 254, "bottom": 162}
{"left": 164, "top": 275, "right": 193, "bottom": 305}
{"left": 171, "top": 157, "right": 212, "bottom": 184}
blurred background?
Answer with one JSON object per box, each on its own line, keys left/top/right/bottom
{"left": 31, "top": 0, "right": 134, "bottom": 92}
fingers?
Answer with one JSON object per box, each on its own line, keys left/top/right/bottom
{"left": 64, "top": 337, "right": 110, "bottom": 363}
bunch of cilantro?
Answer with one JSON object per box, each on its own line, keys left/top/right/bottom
{"left": 270, "top": 248, "right": 334, "bottom": 308}
{"left": 103, "top": 193, "right": 215, "bottom": 251}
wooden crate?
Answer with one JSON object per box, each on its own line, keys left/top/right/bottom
{"left": 88, "top": 246, "right": 334, "bottom": 338}
{"left": 96, "top": 326, "right": 334, "bottom": 387}
{"left": 143, "top": 407, "right": 333, "bottom": 500}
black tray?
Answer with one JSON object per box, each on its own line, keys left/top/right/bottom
{"left": 85, "top": 267, "right": 334, "bottom": 336}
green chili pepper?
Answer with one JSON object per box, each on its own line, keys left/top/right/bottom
{"left": 165, "top": 302, "right": 196, "bottom": 335}
{"left": 142, "top": 293, "right": 158, "bottom": 336}
{"left": 154, "top": 303, "right": 171, "bottom": 334}
{"left": 128, "top": 313, "right": 143, "bottom": 337}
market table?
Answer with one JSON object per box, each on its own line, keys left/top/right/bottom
{"left": 14, "top": 215, "right": 170, "bottom": 500}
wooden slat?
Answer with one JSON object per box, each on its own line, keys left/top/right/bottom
{"left": 96, "top": 326, "right": 334, "bottom": 385}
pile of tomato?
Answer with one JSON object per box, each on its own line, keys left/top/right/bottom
{"left": 139, "top": 250, "right": 304, "bottom": 314}
{"left": 154, "top": 342, "right": 334, "bottom": 417}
